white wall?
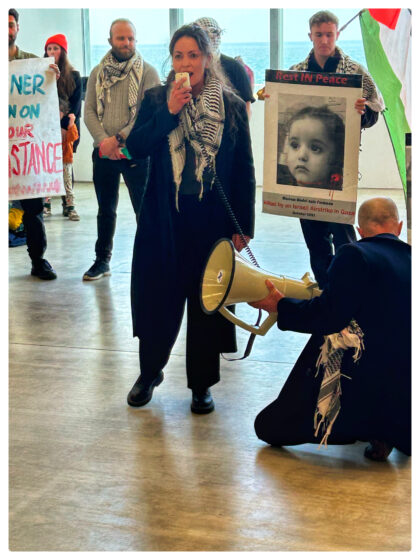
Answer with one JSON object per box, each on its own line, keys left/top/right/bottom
{"left": 16, "top": 9, "right": 403, "bottom": 189}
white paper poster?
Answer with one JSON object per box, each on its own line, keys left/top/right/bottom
{"left": 263, "top": 69, "right": 362, "bottom": 224}
{"left": 8, "top": 57, "right": 65, "bottom": 201}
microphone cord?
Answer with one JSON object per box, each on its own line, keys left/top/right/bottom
{"left": 186, "top": 102, "right": 260, "bottom": 268}
{"left": 186, "top": 102, "right": 262, "bottom": 360}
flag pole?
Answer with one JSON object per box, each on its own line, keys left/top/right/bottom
{"left": 338, "top": 9, "right": 365, "bottom": 34}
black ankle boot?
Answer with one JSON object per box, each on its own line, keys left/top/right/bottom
{"left": 191, "top": 388, "right": 214, "bottom": 414}
{"left": 127, "top": 371, "right": 164, "bottom": 407}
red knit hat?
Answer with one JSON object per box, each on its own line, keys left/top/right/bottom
{"left": 45, "top": 34, "right": 68, "bottom": 53}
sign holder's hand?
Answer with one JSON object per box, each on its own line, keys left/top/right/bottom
{"left": 48, "top": 63, "right": 60, "bottom": 80}
{"left": 354, "top": 97, "right": 367, "bottom": 115}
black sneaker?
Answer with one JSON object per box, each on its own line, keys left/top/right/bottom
{"left": 83, "top": 260, "right": 111, "bottom": 281}
{"left": 31, "top": 259, "right": 57, "bottom": 280}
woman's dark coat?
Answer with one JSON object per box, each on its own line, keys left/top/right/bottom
{"left": 126, "top": 84, "right": 256, "bottom": 341}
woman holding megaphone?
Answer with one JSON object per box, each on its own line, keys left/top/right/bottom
{"left": 126, "top": 23, "right": 256, "bottom": 414}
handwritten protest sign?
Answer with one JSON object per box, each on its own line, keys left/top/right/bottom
{"left": 263, "top": 70, "right": 362, "bottom": 224}
{"left": 8, "top": 57, "right": 65, "bottom": 201}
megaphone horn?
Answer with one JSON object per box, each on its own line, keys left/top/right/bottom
{"left": 200, "top": 238, "right": 321, "bottom": 336}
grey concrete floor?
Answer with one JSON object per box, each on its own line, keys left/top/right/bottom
{"left": 9, "top": 183, "right": 410, "bottom": 551}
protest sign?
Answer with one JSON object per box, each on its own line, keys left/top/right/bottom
{"left": 8, "top": 57, "right": 65, "bottom": 201}
{"left": 263, "top": 70, "right": 362, "bottom": 224}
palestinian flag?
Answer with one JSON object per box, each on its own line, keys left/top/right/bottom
{"left": 360, "top": 9, "right": 411, "bottom": 191}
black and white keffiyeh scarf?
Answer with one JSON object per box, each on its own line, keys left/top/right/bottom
{"left": 195, "top": 17, "right": 223, "bottom": 54}
{"left": 95, "top": 50, "right": 144, "bottom": 125}
{"left": 168, "top": 76, "right": 225, "bottom": 210}
{"left": 291, "top": 46, "right": 385, "bottom": 113}
{"left": 314, "top": 319, "right": 365, "bottom": 447}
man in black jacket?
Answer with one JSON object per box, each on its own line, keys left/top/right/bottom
{"left": 251, "top": 197, "right": 411, "bottom": 461}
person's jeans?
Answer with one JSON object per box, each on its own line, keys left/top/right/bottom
{"left": 20, "top": 197, "right": 47, "bottom": 263}
{"left": 92, "top": 148, "right": 149, "bottom": 263}
{"left": 300, "top": 219, "right": 357, "bottom": 289}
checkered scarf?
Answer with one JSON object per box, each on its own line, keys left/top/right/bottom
{"left": 168, "top": 76, "right": 225, "bottom": 210}
{"left": 195, "top": 17, "right": 222, "bottom": 53}
{"left": 95, "top": 50, "right": 144, "bottom": 125}
{"left": 291, "top": 47, "right": 385, "bottom": 113}
{"left": 314, "top": 319, "right": 365, "bottom": 447}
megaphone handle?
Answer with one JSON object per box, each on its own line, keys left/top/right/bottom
{"left": 219, "top": 307, "right": 278, "bottom": 336}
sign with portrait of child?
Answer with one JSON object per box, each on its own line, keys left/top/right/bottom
{"left": 262, "top": 69, "right": 362, "bottom": 224}
{"left": 8, "top": 57, "right": 65, "bottom": 201}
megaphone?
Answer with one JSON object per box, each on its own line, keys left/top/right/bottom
{"left": 200, "top": 238, "right": 321, "bottom": 336}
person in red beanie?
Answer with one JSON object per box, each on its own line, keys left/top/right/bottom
{"left": 43, "top": 33, "right": 82, "bottom": 221}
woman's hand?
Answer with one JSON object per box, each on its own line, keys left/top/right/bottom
{"left": 68, "top": 113, "right": 76, "bottom": 128}
{"left": 232, "top": 234, "right": 251, "bottom": 252}
{"left": 48, "top": 63, "right": 60, "bottom": 80}
{"left": 167, "top": 78, "right": 192, "bottom": 115}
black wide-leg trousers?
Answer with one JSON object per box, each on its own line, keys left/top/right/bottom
{"left": 139, "top": 195, "right": 236, "bottom": 391}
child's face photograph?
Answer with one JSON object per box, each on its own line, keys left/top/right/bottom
{"left": 286, "top": 117, "right": 335, "bottom": 187}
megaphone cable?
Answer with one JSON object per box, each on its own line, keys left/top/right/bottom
{"left": 186, "top": 102, "right": 260, "bottom": 269}
{"left": 186, "top": 101, "right": 262, "bottom": 360}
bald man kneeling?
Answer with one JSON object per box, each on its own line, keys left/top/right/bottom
{"left": 251, "top": 198, "right": 411, "bottom": 461}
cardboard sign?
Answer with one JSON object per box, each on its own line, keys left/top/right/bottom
{"left": 263, "top": 70, "right": 362, "bottom": 224}
{"left": 8, "top": 57, "right": 65, "bottom": 200}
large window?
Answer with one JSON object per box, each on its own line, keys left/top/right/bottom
{"left": 87, "top": 8, "right": 366, "bottom": 85}
{"left": 89, "top": 8, "right": 271, "bottom": 87}
{"left": 89, "top": 9, "right": 171, "bottom": 79}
